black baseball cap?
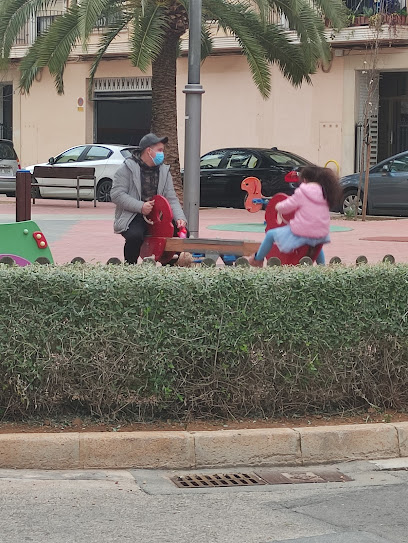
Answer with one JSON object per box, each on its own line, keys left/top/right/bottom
{"left": 139, "top": 133, "right": 168, "bottom": 151}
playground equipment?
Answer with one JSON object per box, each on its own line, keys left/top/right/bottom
{"left": 139, "top": 191, "right": 322, "bottom": 266}
{"left": 240, "top": 176, "right": 322, "bottom": 265}
{"left": 0, "top": 171, "right": 54, "bottom": 266}
{"left": 139, "top": 195, "right": 260, "bottom": 265}
{"left": 0, "top": 220, "right": 54, "bottom": 265}
{"left": 262, "top": 193, "right": 322, "bottom": 265}
{"left": 324, "top": 159, "right": 340, "bottom": 175}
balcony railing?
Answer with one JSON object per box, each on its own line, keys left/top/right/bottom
{"left": 345, "top": 0, "right": 408, "bottom": 26}
{"left": 14, "top": 11, "right": 64, "bottom": 46}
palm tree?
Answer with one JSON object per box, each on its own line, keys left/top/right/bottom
{"left": 0, "top": 0, "right": 347, "bottom": 196}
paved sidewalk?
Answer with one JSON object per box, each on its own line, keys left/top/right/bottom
{"left": 1, "top": 196, "right": 408, "bottom": 264}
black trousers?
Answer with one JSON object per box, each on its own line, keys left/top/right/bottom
{"left": 121, "top": 214, "right": 149, "bottom": 264}
{"left": 121, "top": 214, "right": 188, "bottom": 264}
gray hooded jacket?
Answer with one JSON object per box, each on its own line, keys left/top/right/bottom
{"left": 111, "top": 157, "right": 187, "bottom": 234}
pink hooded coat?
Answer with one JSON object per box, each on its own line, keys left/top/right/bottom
{"left": 275, "top": 182, "right": 330, "bottom": 239}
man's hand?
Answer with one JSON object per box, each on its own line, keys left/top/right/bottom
{"left": 176, "top": 219, "right": 187, "bottom": 228}
{"left": 142, "top": 200, "right": 154, "bottom": 216}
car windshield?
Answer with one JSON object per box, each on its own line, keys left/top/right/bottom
{"left": 265, "top": 150, "right": 309, "bottom": 167}
{"left": 0, "top": 141, "right": 16, "bottom": 160}
{"left": 121, "top": 148, "right": 137, "bottom": 159}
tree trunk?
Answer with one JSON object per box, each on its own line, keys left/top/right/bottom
{"left": 151, "top": 33, "right": 182, "bottom": 202}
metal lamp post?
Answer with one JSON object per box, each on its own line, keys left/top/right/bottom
{"left": 183, "top": 0, "right": 204, "bottom": 238}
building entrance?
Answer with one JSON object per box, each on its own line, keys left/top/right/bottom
{"left": 93, "top": 77, "right": 152, "bottom": 146}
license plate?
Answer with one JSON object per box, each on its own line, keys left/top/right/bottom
{"left": 0, "top": 167, "right": 11, "bottom": 175}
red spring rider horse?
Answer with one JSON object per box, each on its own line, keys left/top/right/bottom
{"left": 140, "top": 194, "right": 182, "bottom": 264}
{"left": 264, "top": 193, "right": 322, "bottom": 265}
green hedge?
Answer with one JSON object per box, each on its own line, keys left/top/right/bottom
{"left": 1, "top": 263, "right": 408, "bottom": 420}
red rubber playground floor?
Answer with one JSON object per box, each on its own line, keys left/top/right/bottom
{"left": 1, "top": 196, "right": 408, "bottom": 265}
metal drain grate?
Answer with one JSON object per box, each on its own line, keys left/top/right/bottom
{"left": 171, "top": 472, "right": 267, "bottom": 488}
{"left": 170, "top": 470, "right": 352, "bottom": 488}
{"left": 258, "top": 470, "right": 353, "bottom": 485}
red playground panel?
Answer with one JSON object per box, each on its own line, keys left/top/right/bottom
{"left": 140, "top": 195, "right": 175, "bottom": 264}
{"left": 264, "top": 193, "right": 322, "bottom": 265}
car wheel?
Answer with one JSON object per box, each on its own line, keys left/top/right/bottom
{"left": 96, "top": 178, "right": 112, "bottom": 202}
{"left": 341, "top": 190, "right": 364, "bottom": 216}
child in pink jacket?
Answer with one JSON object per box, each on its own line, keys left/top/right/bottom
{"left": 249, "top": 166, "right": 341, "bottom": 266}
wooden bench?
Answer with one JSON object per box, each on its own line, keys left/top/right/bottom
{"left": 32, "top": 166, "right": 97, "bottom": 208}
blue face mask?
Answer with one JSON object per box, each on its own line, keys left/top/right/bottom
{"left": 152, "top": 151, "right": 164, "bottom": 166}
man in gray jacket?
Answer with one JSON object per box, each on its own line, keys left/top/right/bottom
{"left": 111, "top": 133, "right": 187, "bottom": 264}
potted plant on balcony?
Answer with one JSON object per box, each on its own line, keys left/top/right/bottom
{"left": 346, "top": 7, "right": 356, "bottom": 26}
{"left": 361, "top": 7, "right": 374, "bottom": 25}
{"left": 397, "top": 7, "right": 408, "bottom": 24}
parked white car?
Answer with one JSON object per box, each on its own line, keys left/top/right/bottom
{"left": 25, "top": 144, "right": 137, "bottom": 202}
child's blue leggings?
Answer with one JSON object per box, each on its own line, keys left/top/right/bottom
{"left": 255, "top": 229, "right": 325, "bottom": 265}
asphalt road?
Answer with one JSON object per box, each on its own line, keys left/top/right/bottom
{"left": 0, "top": 459, "right": 407, "bottom": 542}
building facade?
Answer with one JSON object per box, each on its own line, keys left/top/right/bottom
{"left": 1, "top": 2, "right": 408, "bottom": 176}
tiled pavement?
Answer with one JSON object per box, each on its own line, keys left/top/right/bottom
{"left": 1, "top": 196, "right": 408, "bottom": 265}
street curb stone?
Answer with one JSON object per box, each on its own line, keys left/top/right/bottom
{"left": 193, "top": 428, "right": 301, "bottom": 468}
{"left": 295, "top": 423, "right": 399, "bottom": 465}
{"left": 0, "top": 423, "right": 405, "bottom": 470}
{"left": 393, "top": 422, "right": 408, "bottom": 457}
{"left": 0, "top": 434, "right": 80, "bottom": 470}
{"left": 79, "top": 431, "right": 195, "bottom": 469}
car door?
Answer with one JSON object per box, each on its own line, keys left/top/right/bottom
{"left": 261, "top": 150, "right": 310, "bottom": 197}
{"left": 79, "top": 145, "right": 113, "bottom": 198}
{"left": 215, "top": 150, "right": 262, "bottom": 207}
{"left": 368, "top": 154, "right": 408, "bottom": 214}
{"left": 199, "top": 150, "right": 229, "bottom": 206}
{"left": 39, "top": 145, "right": 89, "bottom": 198}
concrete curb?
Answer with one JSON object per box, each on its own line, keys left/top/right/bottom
{"left": 0, "top": 422, "right": 407, "bottom": 470}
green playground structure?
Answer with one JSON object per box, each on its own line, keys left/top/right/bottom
{"left": 0, "top": 221, "right": 54, "bottom": 266}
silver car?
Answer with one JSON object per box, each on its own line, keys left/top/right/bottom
{"left": 0, "top": 139, "right": 19, "bottom": 195}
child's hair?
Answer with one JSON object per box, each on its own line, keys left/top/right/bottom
{"left": 298, "top": 165, "right": 342, "bottom": 209}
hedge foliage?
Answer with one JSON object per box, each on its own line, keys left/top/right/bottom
{"left": 1, "top": 263, "right": 408, "bottom": 420}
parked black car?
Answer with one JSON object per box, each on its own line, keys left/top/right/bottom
{"left": 340, "top": 150, "right": 408, "bottom": 216}
{"left": 198, "top": 147, "right": 312, "bottom": 208}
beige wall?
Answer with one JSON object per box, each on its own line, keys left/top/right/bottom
{"left": 4, "top": 46, "right": 408, "bottom": 175}
{"left": 177, "top": 54, "right": 345, "bottom": 170}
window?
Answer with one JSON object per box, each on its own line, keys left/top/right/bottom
{"left": 200, "top": 151, "right": 226, "bottom": 169}
{"left": 225, "top": 151, "right": 258, "bottom": 169}
{"left": 83, "top": 146, "right": 112, "bottom": 161}
{"left": 0, "top": 141, "right": 17, "bottom": 160}
{"left": 55, "top": 146, "right": 87, "bottom": 164}
{"left": 266, "top": 150, "right": 308, "bottom": 167}
{"left": 121, "top": 148, "right": 137, "bottom": 159}
{"left": 389, "top": 155, "right": 408, "bottom": 172}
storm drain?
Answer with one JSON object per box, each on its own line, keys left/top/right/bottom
{"left": 170, "top": 470, "right": 352, "bottom": 488}
{"left": 171, "top": 472, "right": 266, "bottom": 488}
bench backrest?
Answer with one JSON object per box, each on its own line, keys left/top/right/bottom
{"left": 33, "top": 166, "right": 95, "bottom": 179}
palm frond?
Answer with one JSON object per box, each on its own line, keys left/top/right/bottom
{"left": 88, "top": 12, "right": 133, "bottom": 97}
{"left": 0, "top": 0, "right": 56, "bottom": 60}
{"left": 203, "top": 0, "right": 271, "bottom": 97}
{"left": 130, "top": 3, "right": 169, "bottom": 71}
{"left": 77, "top": 0, "right": 115, "bottom": 44}
{"left": 301, "top": 0, "right": 347, "bottom": 30}
{"left": 260, "top": 23, "right": 313, "bottom": 86}
{"left": 18, "top": 35, "right": 47, "bottom": 92}
{"left": 201, "top": 23, "right": 213, "bottom": 61}
{"left": 20, "top": 4, "right": 80, "bottom": 94}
